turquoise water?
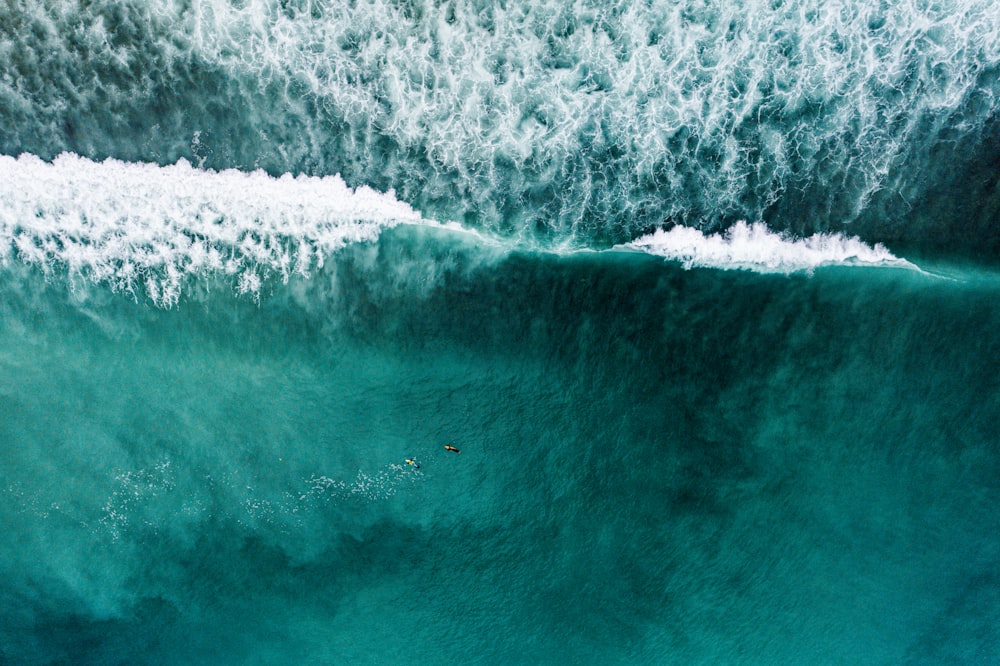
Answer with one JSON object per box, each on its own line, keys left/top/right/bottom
{"left": 3, "top": 0, "right": 1000, "bottom": 663}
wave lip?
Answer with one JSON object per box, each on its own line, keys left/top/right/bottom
{"left": 0, "top": 153, "right": 422, "bottom": 306}
{"left": 626, "top": 222, "right": 913, "bottom": 272}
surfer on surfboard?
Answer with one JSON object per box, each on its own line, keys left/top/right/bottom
{"left": 444, "top": 445, "right": 460, "bottom": 453}
{"left": 405, "top": 458, "right": 420, "bottom": 469}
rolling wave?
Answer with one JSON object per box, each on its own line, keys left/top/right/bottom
{"left": 627, "top": 221, "right": 912, "bottom": 272}
{"left": 0, "top": 152, "right": 419, "bottom": 306}
{"left": 0, "top": 153, "right": 917, "bottom": 307}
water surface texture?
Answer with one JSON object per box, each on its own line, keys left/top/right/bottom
{"left": 2, "top": 1, "right": 1000, "bottom": 663}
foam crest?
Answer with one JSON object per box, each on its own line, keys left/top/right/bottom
{"left": 627, "top": 222, "right": 912, "bottom": 272}
{"left": 0, "top": 153, "right": 422, "bottom": 306}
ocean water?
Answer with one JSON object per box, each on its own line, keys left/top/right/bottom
{"left": 2, "top": 1, "right": 1000, "bottom": 664}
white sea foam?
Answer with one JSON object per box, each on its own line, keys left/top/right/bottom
{"left": 5, "top": 0, "right": 998, "bottom": 238}
{"left": 182, "top": 0, "right": 1000, "bottom": 233}
{"left": 626, "top": 221, "right": 913, "bottom": 272}
{"left": 0, "top": 153, "right": 422, "bottom": 306}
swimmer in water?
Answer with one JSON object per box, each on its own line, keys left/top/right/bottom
{"left": 405, "top": 458, "right": 420, "bottom": 469}
{"left": 444, "top": 445, "right": 460, "bottom": 454}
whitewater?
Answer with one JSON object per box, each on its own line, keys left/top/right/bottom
{"left": 0, "top": 152, "right": 915, "bottom": 309}
{"left": 2, "top": 0, "right": 1000, "bottom": 664}
{"left": 5, "top": 0, "right": 1000, "bottom": 248}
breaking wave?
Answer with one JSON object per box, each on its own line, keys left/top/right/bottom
{"left": 627, "top": 221, "right": 912, "bottom": 272}
{"left": 0, "top": 153, "right": 917, "bottom": 308}
{"left": 0, "top": 152, "right": 420, "bottom": 306}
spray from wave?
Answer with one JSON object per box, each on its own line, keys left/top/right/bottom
{"left": 627, "top": 221, "right": 912, "bottom": 272}
{"left": 0, "top": 152, "right": 420, "bottom": 306}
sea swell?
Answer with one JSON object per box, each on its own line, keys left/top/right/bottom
{"left": 0, "top": 152, "right": 919, "bottom": 308}
{"left": 2, "top": 0, "right": 999, "bottom": 253}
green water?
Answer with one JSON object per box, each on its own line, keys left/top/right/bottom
{"left": 3, "top": 227, "right": 999, "bottom": 663}
{"left": 3, "top": 0, "right": 1000, "bottom": 661}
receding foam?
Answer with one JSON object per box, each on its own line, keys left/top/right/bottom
{"left": 0, "top": 153, "right": 422, "bottom": 306}
{"left": 4, "top": 0, "right": 998, "bottom": 241}
{"left": 626, "top": 221, "right": 913, "bottom": 273}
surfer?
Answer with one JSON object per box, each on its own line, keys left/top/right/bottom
{"left": 405, "top": 458, "right": 420, "bottom": 469}
{"left": 444, "top": 445, "right": 460, "bottom": 454}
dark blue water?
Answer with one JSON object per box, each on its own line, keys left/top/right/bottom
{"left": 2, "top": 1, "right": 1000, "bottom": 663}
